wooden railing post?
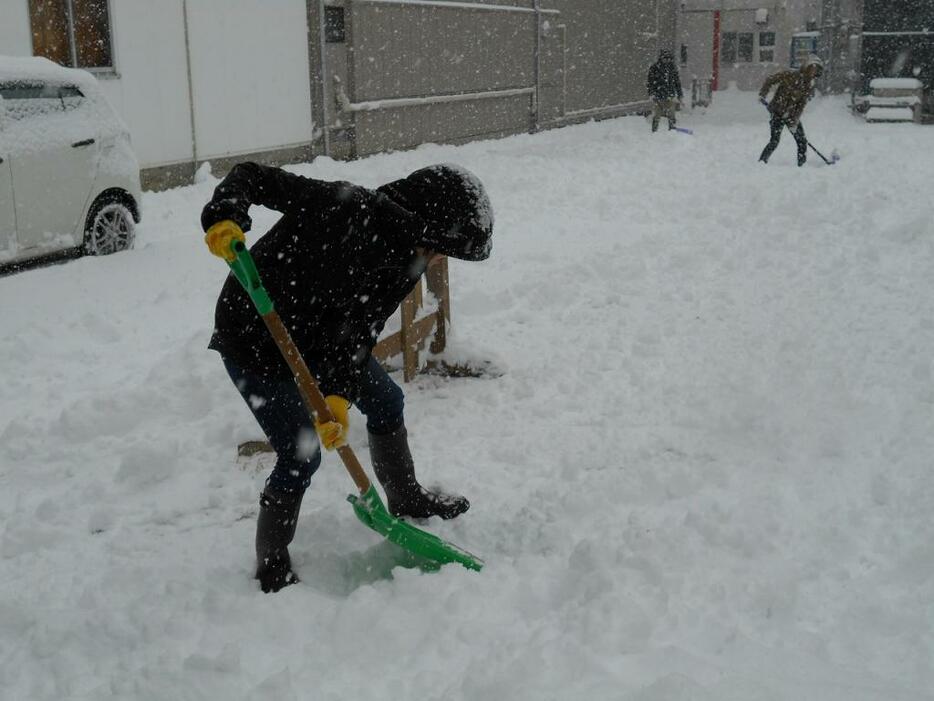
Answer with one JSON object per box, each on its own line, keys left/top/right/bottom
{"left": 426, "top": 255, "right": 450, "bottom": 355}
{"left": 399, "top": 280, "right": 419, "bottom": 382}
{"left": 372, "top": 255, "right": 451, "bottom": 380}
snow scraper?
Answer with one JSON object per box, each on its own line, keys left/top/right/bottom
{"left": 759, "top": 97, "right": 840, "bottom": 166}
{"left": 762, "top": 100, "right": 838, "bottom": 165}
{"left": 805, "top": 139, "right": 840, "bottom": 165}
{"left": 224, "top": 241, "right": 483, "bottom": 572}
{"left": 785, "top": 122, "right": 838, "bottom": 165}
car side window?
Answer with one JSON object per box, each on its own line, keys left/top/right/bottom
{"left": 0, "top": 83, "right": 84, "bottom": 122}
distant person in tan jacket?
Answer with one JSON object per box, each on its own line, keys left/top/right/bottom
{"left": 758, "top": 55, "right": 823, "bottom": 166}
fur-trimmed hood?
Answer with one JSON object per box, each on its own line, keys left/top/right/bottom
{"left": 378, "top": 164, "right": 493, "bottom": 261}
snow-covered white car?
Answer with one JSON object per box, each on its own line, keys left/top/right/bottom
{"left": 0, "top": 57, "right": 141, "bottom": 272}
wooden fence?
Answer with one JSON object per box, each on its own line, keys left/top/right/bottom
{"left": 372, "top": 255, "right": 450, "bottom": 381}
{"left": 236, "top": 256, "right": 450, "bottom": 458}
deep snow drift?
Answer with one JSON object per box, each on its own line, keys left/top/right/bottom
{"left": 1, "top": 91, "right": 932, "bottom": 701}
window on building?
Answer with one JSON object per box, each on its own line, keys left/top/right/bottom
{"left": 738, "top": 33, "right": 754, "bottom": 62}
{"left": 721, "top": 32, "right": 754, "bottom": 63}
{"left": 680, "top": 44, "right": 688, "bottom": 65}
{"left": 324, "top": 6, "right": 345, "bottom": 43}
{"left": 759, "top": 31, "right": 776, "bottom": 63}
{"left": 29, "top": 0, "right": 114, "bottom": 70}
{"left": 721, "top": 32, "right": 736, "bottom": 63}
{"left": 790, "top": 34, "right": 819, "bottom": 68}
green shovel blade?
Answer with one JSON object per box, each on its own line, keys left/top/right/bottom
{"left": 347, "top": 486, "right": 484, "bottom": 572}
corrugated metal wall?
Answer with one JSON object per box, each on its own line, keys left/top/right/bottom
{"left": 546, "top": 0, "right": 667, "bottom": 117}
{"left": 348, "top": 0, "right": 538, "bottom": 154}
{"left": 319, "top": 0, "right": 676, "bottom": 158}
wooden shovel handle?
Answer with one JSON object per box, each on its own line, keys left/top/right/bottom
{"left": 260, "top": 310, "right": 372, "bottom": 494}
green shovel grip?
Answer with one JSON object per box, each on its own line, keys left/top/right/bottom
{"left": 226, "top": 241, "right": 274, "bottom": 315}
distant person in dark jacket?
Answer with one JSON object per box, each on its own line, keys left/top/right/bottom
{"left": 758, "top": 55, "right": 823, "bottom": 166}
{"left": 647, "top": 49, "right": 684, "bottom": 132}
{"left": 201, "top": 162, "right": 493, "bottom": 592}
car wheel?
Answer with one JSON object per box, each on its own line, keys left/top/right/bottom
{"left": 84, "top": 196, "right": 136, "bottom": 256}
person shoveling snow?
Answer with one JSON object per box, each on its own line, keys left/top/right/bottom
{"left": 647, "top": 49, "right": 684, "bottom": 133}
{"left": 758, "top": 55, "right": 826, "bottom": 166}
{"left": 201, "top": 162, "right": 493, "bottom": 592}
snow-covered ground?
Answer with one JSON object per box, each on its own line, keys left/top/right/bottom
{"left": 1, "top": 90, "right": 932, "bottom": 701}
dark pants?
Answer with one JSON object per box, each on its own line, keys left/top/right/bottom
{"left": 223, "top": 355, "right": 405, "bottom": 493}
{"left": 760, "top": 113, "right": 807, "bottom": 165}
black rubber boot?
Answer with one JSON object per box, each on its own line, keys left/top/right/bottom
{"left": 368, "top": 425, "right": 469, "bottom": 520}
{"left": 255, "top": 487, "right": 303, "bottom": 593}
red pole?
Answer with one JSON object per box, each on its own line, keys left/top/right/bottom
{"left": 712, "top": 10, "right": 721, "bottom": 91}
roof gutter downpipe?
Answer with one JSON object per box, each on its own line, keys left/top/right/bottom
{"left": 533, "top": 0, "right": 542, "bottom": 131}
{"left": 317, "top": 0, "right": 331, "bottom": 157}
{"left": 182, "top": 0, "right": 200, "bottom": 174}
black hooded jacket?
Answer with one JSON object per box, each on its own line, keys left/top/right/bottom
{"left": 647, "top": 55, "right": 684, "bottom": 101}
{"left": 201, "top": 162, "right": 491, "bottom": 401}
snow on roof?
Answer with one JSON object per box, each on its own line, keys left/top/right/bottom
{"left": 0, "top": 55, "right": 98, "bottom": 92}
{"left": 870, "top": 78, "right": 923, "bottom": 90}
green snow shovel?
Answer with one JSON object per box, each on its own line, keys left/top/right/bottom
{"left": 225, "top": 240, "right": 483, "bottom": 572}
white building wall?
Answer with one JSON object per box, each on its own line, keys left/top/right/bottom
{"left": 185, "top": 0, "right": 312, "bottom": 160}
{"left": 0, "top": 2, "right": 32, "bottom": 55}
{"left": 1, "top": 0, "right": 313, "bottom": 171}
{"left": 717, "top": 5, "right": 788, "bottom": 90}
{"left": 679, "top": 0, "right": 821, "bottom": 91}
{"left": 96, "top": 0, "right": 194, "bottom": 168}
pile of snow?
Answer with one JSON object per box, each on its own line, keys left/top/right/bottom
{"left": 869, "top": 77, "right": 923, "bottom": 90}
{"left": 1, "top": 90, "right": 932, "bottom": 701}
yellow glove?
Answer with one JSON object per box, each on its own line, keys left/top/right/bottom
{"left": 204, "top": 220, "right": 245, "bottom": 262}
{"left": 314, "top": 395, "right": 351, "bottom": 451}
